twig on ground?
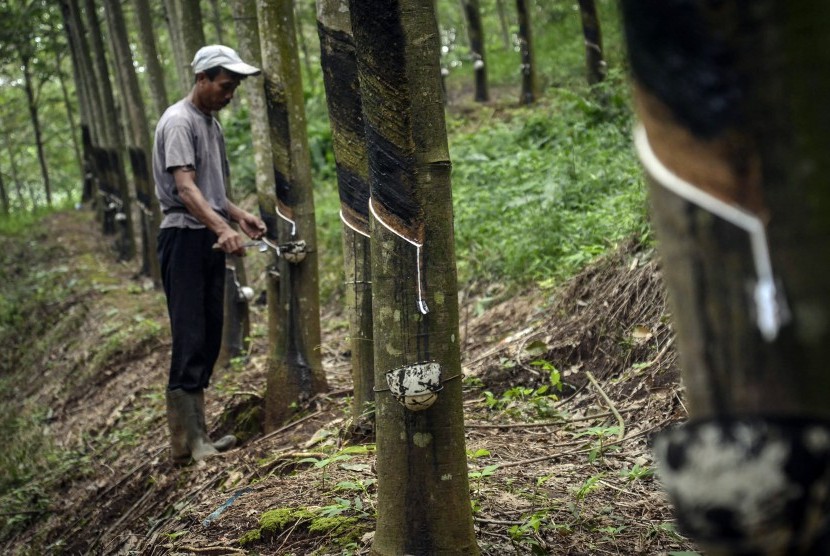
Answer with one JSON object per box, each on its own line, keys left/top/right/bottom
{"left": 275, "top": 517, "right": 306, "bottom": 555}
{"left": 496, "top": 419, "right": 671, "bottom": 469}
{"left": 179, "top": 545, "right": 246, "bottom": 555}
{"left": 88, "top": 488, "right": 154, "bottom": 553}
{"left": 586, "top": 371, "right": 625, "bottom": 441}
{"left": 63, "top": 447, "right": 165, "bottom": 541}
{"left": 230, "top": 391, "right": 261, "bottom": 398}
{"left": 473, "top": 516, "right": 524, "bottom": 526}
{"left": 254, "top": 410, "right": 322, "bottom": 445}
{"left": 466, "top": 407, "right": 641, "bottom": 429}
{"left": 145, "top": 472, "right": 224, "bottom": 539}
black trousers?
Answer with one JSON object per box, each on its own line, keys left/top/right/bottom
{"left": 158, "top": 227, "right": 225, "bottom": 392}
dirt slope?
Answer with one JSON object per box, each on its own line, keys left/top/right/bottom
{"left": 0, "top": 210, "right": 698, "bottom": 555}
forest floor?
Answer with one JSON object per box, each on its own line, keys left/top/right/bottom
{"left": 1, "top": 209, "right": 700, "bottom": 555}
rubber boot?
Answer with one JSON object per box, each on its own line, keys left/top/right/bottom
{"left": 166, "top": 390, "right": 189, "bottom": 465}
{"left": 195, "top": 390, "right": 237, "bottom": 452}
{"left": 166, "top": 389, "right": 219, "bottom": 464}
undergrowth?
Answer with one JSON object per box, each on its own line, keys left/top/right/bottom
{"left": 0, "top": 213, "right": 166, "bottom": 546}
{"left": 450, "top": 70, "right": 649, "bottom": 292}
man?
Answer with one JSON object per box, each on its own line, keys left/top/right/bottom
{"left": 153, "top": 45, "right": 267, "bottom": 464}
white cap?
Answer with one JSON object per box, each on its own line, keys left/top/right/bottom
{"left": 191, "top": 45, "right": 261, "bottom": 76}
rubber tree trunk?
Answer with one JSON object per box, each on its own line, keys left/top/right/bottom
{"left": 461, "top": 0, "right": 489, "bottom": 102}
{"left": 75, "top": 0, "right": 119, "bottom": 232}
{"left": 231, "top": 0, "right": 275, "bottom": 217}
{"left": 20, "top": 55, "right": 52, "bottom": 207}
{"left": 294, "top": 0, "right": 317, "bottom": 93}
{"left": 0, "top": 164, "right": 8, "bottom": 215}
{"left": 60, "top": 4, "right": 92, "bottom": 150}
{"left": 515, "top": 0, "right": 537, "bottom": 104}
{"left": 68, "top": 0, "right": 104, "bottom": 146}
{"left": 163, "top": 0, "right": 198, "bottom": 95}
{"left": 231, "top": 0, "right": 279, "bottom": 367}
{"left": 84, "top": 0, "right": 136, "bottom": 260}
{"left": 207, "top": 0, "right": 225, "bottom": 43}
{"left": 495, "top": 0, "right": 510, "bottom": 50}
{"left": 54, "top": 50, "right": 84, "bottom": 187}
{"left": 176, "top": 0, "right": 206, "bottom": 67}
{"left": 621, "top": 2, "right": 830, "bottom": 554}
{"left": 61, "top": 0, "right": 104, "bottom": 213}
{"left": 60, "top": 0, "right": 100, "bottom": 211}
{"left": 80, "top": 127, "right": 95, "bottom": 203}
{"left": 2, "top": 138, "right": 25, "bottom": 210}
{"left": 577, "top": 0, "right": 605, "bottom": 85}
{"left": 217, "top": 256, "right": 251, "bottom": 368}
{"left": 131, "top": 0, "right": 170, "bottom": 118}
{"left": 349, "top": 1, "right": 479, "bottom": 554}
{"left": 71, "top": 0, "right": 108, "bottom": 222}
{"left": 103, "top": 0, "right": 163, "bottom": 286}
{"left": 257, "top": 0, "right": 328, "bottom": 430}
{"left": 215, "top": 153, "right": 252, "bottom": 369}
{"left": 316, "top": 0, "right": 375, "bottom": 437}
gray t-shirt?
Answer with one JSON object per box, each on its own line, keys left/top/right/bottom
{"left": 153, "top": 99, "right": 231, "bottom": 229}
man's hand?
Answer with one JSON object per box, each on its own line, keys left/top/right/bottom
{"left": 238, "top": 212, "right": 267, "bottom": 240}
{"left": 215, "top": 227, "right": 246, "bottom": 255}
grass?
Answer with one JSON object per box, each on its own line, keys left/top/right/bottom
{"left": 449, "top": 70, "right": 648, "bottom": 291}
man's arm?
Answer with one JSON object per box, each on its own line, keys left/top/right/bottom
{"left": 172, "top": 166, "right": 245, "bottom": 254}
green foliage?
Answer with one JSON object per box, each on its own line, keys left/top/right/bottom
{"left": 468, "top": 464, "right": 500, "bottom": 482}
{"left": 0, "top": 204, "right": 71, "bottom": 235}
{"left": 296, "top": 445, "right": 375, "bottom": 488}
{"left": 241, "top": 502, "right": 370, "bottom": 550}
{"left": 450, "top": 78, "right": 648, "bottom": 289}
{"left": 482, "top": 364, "right": 563, "bottom": 420}
{"left": 507, "top": 512, "right": 547, "bottom": 554}
{"left": 0, "top": 408, "right": 93, "bottom": 543}
{"left": 573, "top": 473, "right": 605, "bottom": 502}
{"left": 574, "top": 425, "right": 622, "bottom": 463}
{"left": 621, "top": 463, "right": 654, "bottom": 482}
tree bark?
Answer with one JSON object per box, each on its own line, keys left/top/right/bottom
{"left": 20, "top": 56, "right": 52, "bottom": 207}
{"left": 294, "top": 0, "right": 317, "bottom": 93}
{"left": 316, "top": 0, "right": 375, "bottom": 436}
{"left": 460, "top": 0, "right": 489, "bottom": 102}
{"left": 102, "top": 0, "right": 162, "bottom": 285}
{"left": 349, "top": 1, "right": 479, "bottom": 553}
{"left": 207, "top": 0, "right": 225, "bottom": 43}
{"left": 515, "top": 0, "right": 537, "bottom": 104}
{"left": 2, "top": 133, "right": 25, "bottom": 210}
{"left": 621, "top": 1, "right": 830, "bottom": 554}
{"left": 54, "top": 48, "right": 84, "bottom": 188}
{"left": 60, "top": 0, "right": 103, "bottom": 210}
{"left": 577, "top": 0, "right": 605, "bottom": 85}
{"left": 131, "top": 0, "right": 170, "bottom": 118}
{"left": 83, "top": 0, "right": 136, "bottom": 259}
{"left": 162, "top": 0, "right": 193, "bottom": 95}
{"left": 495, "top": 0, "right": 510, "bottom": 50}
{"left": 216, "top": 255, "right": 251, "bottom": 368}
{"left": 230, "top": 0, "right": 278, "bottom": 370}
{"left": 0, "top": 162, "right": 8, "bottom": 215}
{"left": 257, "top": 0, "right": 328, "bottom": 430}
{"left": 231, "top": 0, "right": 275, "bottom": 209}
{"left": 176, "top": 0, "right": 206, "bottom": 67}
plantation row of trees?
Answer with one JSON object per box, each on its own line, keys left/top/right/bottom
{"left": 5, "top": 0, "right": 830, "bottom": 554}
{"left": 15, "top": 0, "right": 614, "bottom": 553}
{"left": 0, "top": 0, "right": 611, "bottom": 217}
